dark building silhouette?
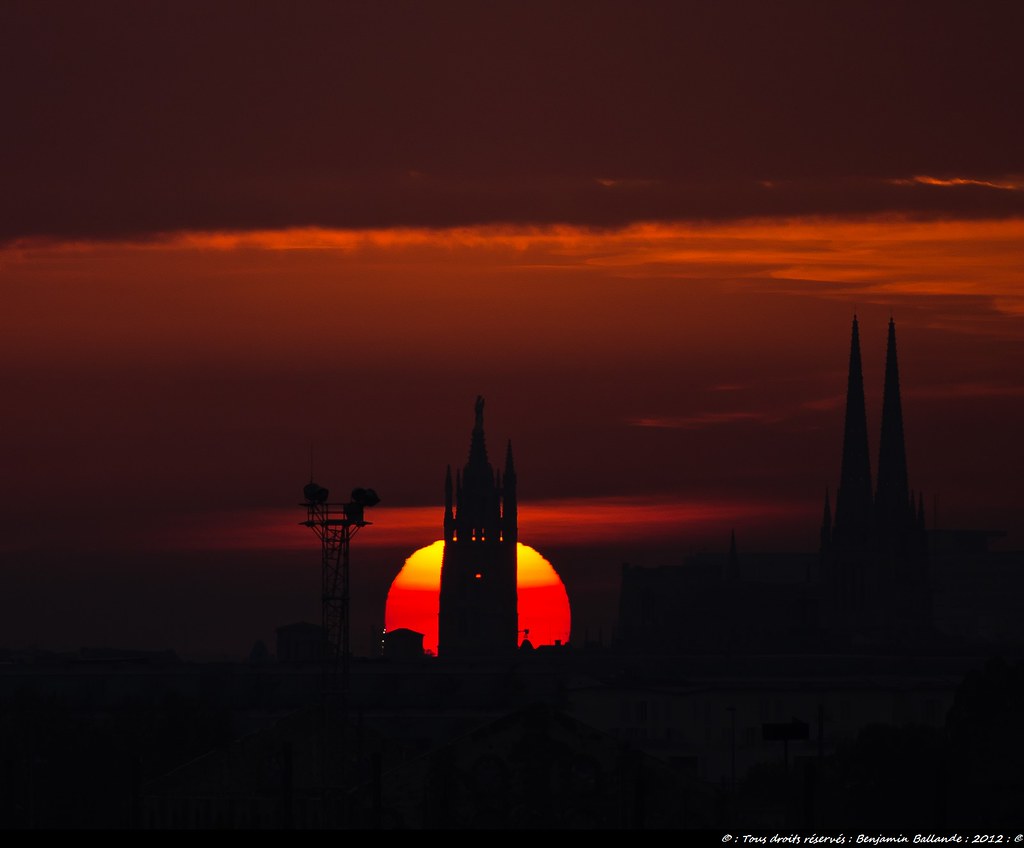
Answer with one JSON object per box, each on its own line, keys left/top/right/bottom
{"left": 832, "top": 314, "right": 874, "bottom": 550}
{"left": 616, "top": 545, "right": 821, "bottom": 655}
{"left": 381, "top": 627, "right": 426, "bottom": 660}
{"left": 9, "top": 325, "right": 1024, "bottom": 831}
{"left": 275, "top": 621, "right": 324, "bottom": 664}
{"left": 821, "top": 315, "right": 931, "bottom": 647}
{"left": 617, "top": 316, "right": 936, "bottom": 656}
{"left": 437, "top": 396, "right": 519, "bottom": 658}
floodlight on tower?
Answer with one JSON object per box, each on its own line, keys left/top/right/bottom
{"left": 300, "top": 481, "right": 378, "bottom": 704}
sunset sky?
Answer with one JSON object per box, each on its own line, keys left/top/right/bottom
{"left": 2, "top": 1, "right": 1022, "bottom": 659}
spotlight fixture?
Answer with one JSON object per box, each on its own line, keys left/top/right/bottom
{"left": 302, "top": 482, "right": 329, "bottom": 504}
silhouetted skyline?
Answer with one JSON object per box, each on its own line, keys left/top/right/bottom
{"left": 1, "top": 2, "right": 1023, "bottom": 662}
{"left": 3, "top": 6, "right": 1024, "bottom": 834}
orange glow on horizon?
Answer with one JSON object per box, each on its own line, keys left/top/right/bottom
{"left": 159, "top": 496, "right": 806, "bottom": 554}
{"left": 891, "top": 175, "right": 1024, "bottom": 191}
{"left": 5, "top": 214, "right": 1023, "bottom": 294}
{"left": 5, "top": 216, "right": 1024, "bottom": 378}
{"left": 6, "top": 215, "right": 1022, "bottom": 561}
{"left": 384, "top": 540, "right": 571, "bottom": 656}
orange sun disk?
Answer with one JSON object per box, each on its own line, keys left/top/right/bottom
{"left": 384, "top": 541, "right": 571, "bottom": 656}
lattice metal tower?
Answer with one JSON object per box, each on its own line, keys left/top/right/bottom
{"left": 300, "top": 482, "right": 379, "bottom": 696}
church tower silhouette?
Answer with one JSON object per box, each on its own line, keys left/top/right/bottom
{"left": 822, "top": 316, "right": 930, "bottom": 645}
{"left": 437, "top": 397, "right": 519, "bottom": 658}
{"left": 875, "top": 317, "right": 914, "bottom": 549}
{"left": 833, "top": 314, "right": 874, "bottom": 550}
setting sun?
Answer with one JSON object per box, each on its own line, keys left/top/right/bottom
{"left": 384, "top": 540, "right": 571, "bottom": 656}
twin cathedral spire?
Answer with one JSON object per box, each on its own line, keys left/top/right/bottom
{"left": 827, "top": 315, "right": 925, "bottom": 553}
{"left": 434, "top": 317, "right": 931, "bottom": 656}
{"left": 823, "top": 315, "right": 930, "bottom": 643}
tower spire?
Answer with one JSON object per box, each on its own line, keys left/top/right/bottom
{"left": 503, "top": 439, "right": 518, "bottom": 544}
{"left": 444, "top": 465, "right": 454, "bottom": 542}
{"left": 438, "top": 397, "right": 518, "bottom": 658}
{"left": 833, "top": 314, "right": 873, "bottom": 547}
{"left": 467, "top": 395, "right": 488, "bottom": 468}
{"left": 875, "top": 316, "right": 910, "bottom": 545}
{"left": 458, "top": 395, "right": 495, "bottom": 540}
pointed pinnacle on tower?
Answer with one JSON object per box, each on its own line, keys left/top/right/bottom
{"left": 876, "top": 316, "right": 910, "bottom": 542}
{"left": 467, "top": 395, "right": 488, "bottom": 467}
{"left": 833, "top": 314, "right": 874, "bottom": 547}
{"left": 504, "top": 439, "right": 518, "bottom": 543}
{"left": 444, "top": 465, "right": 454, "bottom": 541}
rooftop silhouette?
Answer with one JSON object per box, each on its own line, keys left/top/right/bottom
{"left": 3, "top": 318, "right": 1022, "bottom": 832}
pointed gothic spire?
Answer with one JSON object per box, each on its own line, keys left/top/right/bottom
{"left": 834, "top": 315, "right": 873, "bottom": 546}
{"left": 438, "top": 398, "right": 519, "bottom": 658}
{"left": 503, "top": 439, "right": 518, "bottom": 543}
{"left": 455, "top": 396, "right": 497, "bottom": 540}
{"left": 444, "top": 465, "right": 454, "bottom": 541}
{"left": 503, "top": 440, "right": 517, "bottom": 494}
{"left": 467, "top": 395, "right": 489, "bottom": 469}
{"left": 875, "top": 316, "right": 910, "bottom": 540}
